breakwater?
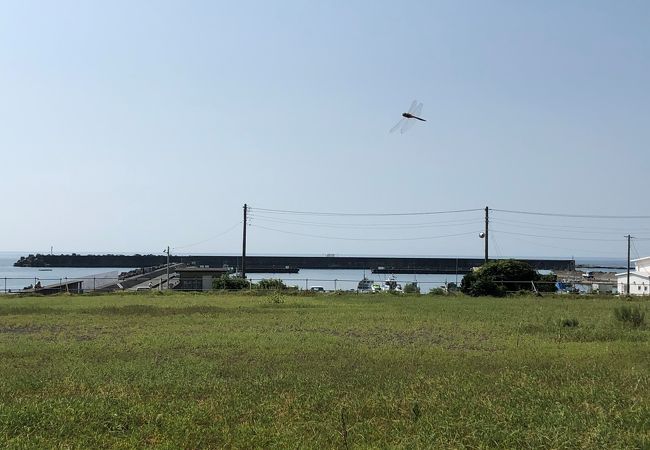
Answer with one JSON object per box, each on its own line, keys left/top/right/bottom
{"left": 14, "top": 254, "right": 575, "bottom": 273}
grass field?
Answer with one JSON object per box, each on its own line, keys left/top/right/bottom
{"left": 0, "top": 292, "right": 648, "bottom": 449}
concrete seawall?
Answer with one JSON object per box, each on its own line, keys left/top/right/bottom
{"left": 15, "top": 254, "right": 575, "bottom": 273}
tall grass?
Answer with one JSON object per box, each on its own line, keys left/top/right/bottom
{"left": 614, "top": 304, "right": 646, "bottom": 327}
{"left": 0, "top": 292, "right": 647, "bottom": 448}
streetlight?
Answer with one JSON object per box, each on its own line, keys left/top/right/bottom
{"left": 163, "top": 246, "right": 170, "bottom": 289}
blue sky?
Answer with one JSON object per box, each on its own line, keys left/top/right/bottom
{"left": 1, "top": 1, "right": 649, "bottom": 258}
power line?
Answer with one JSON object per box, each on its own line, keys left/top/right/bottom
{"left": 492, "top": 208, "right": 650, "bottom": 219}
{"left": 499, "top": 233, "right": 623, "bottom": 255}
{"left": 491, "top": 231, "right": 503, "bottom": 257}
{"left": 251, "top": 224, "right": 481, "bottom": 241}
{"left": 250, "top": 215, "right": 483, "bottom": 230}
{"left": 251, "top": 206, "right": 483, "bottom": 217}
{"left": 492, "top": 229, "right": 626, "bottom": 242}
{"left": 491, "top": 220, "right": 650, "bottom": 237}
{"left": 491, "top": 218, "right": 650, "bottom": 233}
{"left": 173, "top": 222, "right": 242, "bottom": 250}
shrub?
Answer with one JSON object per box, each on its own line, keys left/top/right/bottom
{"left": 213, "top": 275, "right": 249, "bottom": 290}
{"left": 256, "top": 278, "right": 288, "bottom": 291}
{"left": 614, "top": 305, "right": 646, "bottom": 327}
{"left": 428, "top": 288, "right": 446, "bottom": 296}
{"left": 403, "top": 282, "right": 420, "bottom": 294}
{"left": 460, "top": 260, "right": 556, "bottom": 297}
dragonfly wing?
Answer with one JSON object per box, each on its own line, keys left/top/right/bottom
{"left": 390, "top": 118, "right": 406, "bottom": 133}
{"left": 407, "top": 100, "right": 418, "bottom": 114}
{"left": 413, "top": 102, "right": 423, "bottom": 117}
{"left": 401, "top": 118, "right": 415, "bottom": 134}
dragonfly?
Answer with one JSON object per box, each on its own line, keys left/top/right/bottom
{"left": 390, "top": 100, "right": 426, "bottom": 134}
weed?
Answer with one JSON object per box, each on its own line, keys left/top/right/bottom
{"left": 267, "top": 291, "right": 285, "bottom": 304}
{"left": 559, "top": 318, "right": 579, "bottom": 328}
{"left": 428, "top": 288, "right": 446, "bottom": 296}
{"left": 411, "top": 402, "right": 421, "bottom": 421}
{"left": 340, "top": 408, "right": 349, "bottom": 450}
{"left": 614, "top": 305, "right": 646, "bottom": 327}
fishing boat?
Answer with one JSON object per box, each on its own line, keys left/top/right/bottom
{"left": 357, "top": 276, "right": 373, "bottom": 292}
{"left": 381, "top": 276, "right": 403, "bottom": 293}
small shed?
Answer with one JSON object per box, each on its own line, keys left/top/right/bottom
{"left": 176, "top": 267, "right": 229, "bottom": 291}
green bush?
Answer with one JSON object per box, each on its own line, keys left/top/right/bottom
{"left": 403, "top": 282, "right": 420, "bottom": 294}
{"left": 460, "top": 260, "right": 556, "bottom": 297}
{"left": 213, "top": 275, "right": 249, "bottom": 290}
{"left": 614, "top": 305, "right": 646, "bottom": 327}
{"left": 256, "top": 278, "right": 288, "bottom": 291}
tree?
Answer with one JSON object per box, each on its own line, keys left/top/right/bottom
{"left": 461, "top": 260, "right": 556, "bottom": 297}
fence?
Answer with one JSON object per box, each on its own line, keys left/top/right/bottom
{"left": 158, "top": 276, "right": 624, "bottom": 295}
{"left": 0, "top": 276, "right": 627, "bottom": 296}
{"left": 1, "top": 275, "right": 121, "bottom": 294}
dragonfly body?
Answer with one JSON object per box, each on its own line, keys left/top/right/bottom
{"left": 391, "top": 100, "right": 426, "bottom": 133}
{"left": 402, "top": 112, "right": 426, "bottom": 121}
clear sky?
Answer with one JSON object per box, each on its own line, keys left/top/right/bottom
{"left": 1, "top": 1, "right": 649, "bottom": 259}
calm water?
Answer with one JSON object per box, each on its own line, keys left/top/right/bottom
{"left": 0, "top": 252, "right": 628, "bottom": 294}
{"left": 0, "top": 252, "right": 134, "bottom": 292}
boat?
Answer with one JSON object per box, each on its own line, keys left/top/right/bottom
{"left": 357, "top": 277, "right": 373, "bottom": 292}
{"left": 38, "top": 268, "right": 53, "bottom": 271}
{"left": 381, "top": 276, "right": 403, "bottom": 293}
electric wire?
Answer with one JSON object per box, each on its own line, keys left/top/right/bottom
{"left": 631, "top": 239, "right": 650, "bottom": 276}
{"left": 247, "top": 205, "right": 650, "bottom": 255}
{"left": 173, "top": 222, "right": 242, "bottom": 251}
{"left": 492, "top": 208, "right": 650, "bottom": 219}
{"left": 251, "top": 224, "right": 480, "bottom": 241}
{"left": 632, "top": 240, "right": 640, "bottom": 259}
{"left": 491, "top": 231, "right": 503, "bottom": 257}
{"left": 250, "top": 206, "right": 483, "bottom": 217}
{"left": 249, "top": 215, "right": 483, "bottom": 230}
{"left": 500, "top": 234, "right": 624, "bottom": 256}
{"left": 492, "top": 229, "right": 626, "bottom": 242}
{"left": 490, "top": 219, "right": 650, "bottom": 235}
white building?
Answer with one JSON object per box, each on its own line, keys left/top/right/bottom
{"left": 616, "top": 257, "right": 650, "bottom": 295}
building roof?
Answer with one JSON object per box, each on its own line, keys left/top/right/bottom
{"left": 615, "top": 271, "right": 650, "bottom": 279}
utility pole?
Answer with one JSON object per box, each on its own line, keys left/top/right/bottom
{"left": 242, "top": 204, "right": 248, "bottom": 279}
{"left": 484, "top": 206, "right": 489, "bottom": 264}
{"left": 626, "top": 234, "right": 631, "bottom": 296}
{"left": 165, "top": 246, "right": 170, "bottom": 289}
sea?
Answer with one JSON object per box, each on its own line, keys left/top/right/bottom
{"left": 0, "top": 252, "right": 629, "bottom": 294}
{"left": 0, "top": 252, "right": 135, "bottom": 293}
